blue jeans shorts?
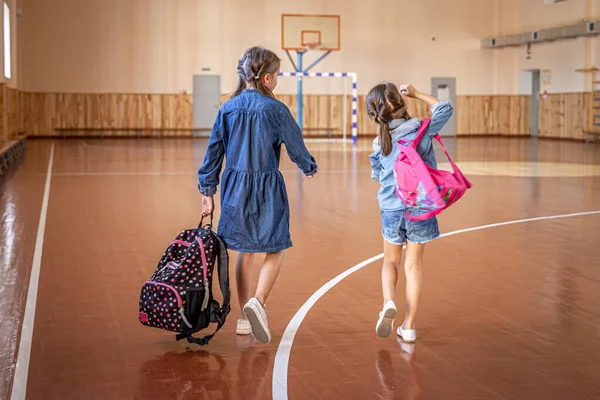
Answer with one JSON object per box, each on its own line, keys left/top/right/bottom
{"left": 381, "top": 210, "right": 440, "bottom": 245}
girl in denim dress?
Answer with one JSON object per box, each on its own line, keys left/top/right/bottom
{"left": 367, "top": 83, "right": 453, "bottom": 343}
{"left": 198, "top": 47, "right": 318, "bottom": 343}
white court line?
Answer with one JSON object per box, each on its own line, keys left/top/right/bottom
{"left": 51, "top": 171, "right": 193, "bottom": 176}
{"left": 271, "top": 210, "right": 600, "bottom": 400}
{"left": 46, "top": 170, "right": 371, "bottom": 177}
{"left": 303, "top": 139, "right": 354, "bottom": 143}
{"left": 10, "top": 143, "right": 55, "bottom": 400}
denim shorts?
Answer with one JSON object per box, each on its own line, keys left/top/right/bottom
{"left": 381, "top": 210, "right": 440, "bottom": 245}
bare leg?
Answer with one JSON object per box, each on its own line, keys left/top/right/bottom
{"left": 254, "top": 251, "right": 285, "bottom": 306}
{"left": 382, "top": 240, "right": 404, "bottom": 306}
{"left": 236, "top": 252, "right": 255, "bottom": 319}
{"left": 402, "top": 242, "right": 425, "bottom": 330}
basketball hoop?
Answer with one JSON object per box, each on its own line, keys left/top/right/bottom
{"left": 281, "top": 14, "right": 341, "bottom": 51}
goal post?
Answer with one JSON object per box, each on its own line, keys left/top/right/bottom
{"left": 278, "top": 72, "right": 357, "bottom": 143}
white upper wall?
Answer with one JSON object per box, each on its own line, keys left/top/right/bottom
{"left": 18, "top": 0, "right": 498, "bottom": 95}
{"left": 16, "top": 0, "right": 600, "bottom": 95}
{"left": 495, "top": 0, "right": 600, "bottom": 94}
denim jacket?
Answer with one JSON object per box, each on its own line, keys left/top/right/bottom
{"left": 369, "top": 101, "right": 453, "bottom": 212}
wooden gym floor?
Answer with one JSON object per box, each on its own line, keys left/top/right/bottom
{"left": 1, "top": 137, "right": 600, "bottom": 400}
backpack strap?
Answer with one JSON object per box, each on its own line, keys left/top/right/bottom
{"left": 214, "top": 234, "right": 230, "bottom": 312}
{"left": 198, "top": 213, "right": 214, "bottom": 230}
{"left": 174, "top": 232, "right": 231, "bottom": 346}
{"left": 433, "top": 134, "right": 460, "bottom": 174}
{"left": 411, "top": 118, "right": 431, "bottom": 148}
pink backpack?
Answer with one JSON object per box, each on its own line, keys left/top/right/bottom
{"left": 394, "top": 118, "right": 472, "bottom": 221}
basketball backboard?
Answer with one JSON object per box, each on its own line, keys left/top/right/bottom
{"left": 282, "top": 14, "right": 340, "bottom": 51}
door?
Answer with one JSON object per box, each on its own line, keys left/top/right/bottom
{"left": 193, "top": 75, "right": 221, "bottom": 137}
{"left": 530, "top": 69, "right": 540, "bottom": 137}
{"left": 431, "top": 77, "right": 456, "bottom": 137}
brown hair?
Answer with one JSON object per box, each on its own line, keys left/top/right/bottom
{"left": 232, "top": 46, "right": 281, "bottom": 98}
{"left": 366, "top": 82, "right": 411, "bottom": 156}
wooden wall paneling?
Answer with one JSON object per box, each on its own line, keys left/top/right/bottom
{"left": 175, "top": 94, "right": 192, "bottom": 132}
{"left": 101, "top": 94, "right": 115, "bottom": 129}
{"left": 84, "top": 94, "right": 101, "bottom": 130}
{"left": 16, "top": 91, "right": 589, "bottom": 141}
{"left": 0, "top": 84, "right": 5, "bottom": 143}
{"left": 159, "top": 95, "right": 175, "bottom": 129}
{"left": 160, "top": 94, "right": 192, "bottom": 131}
{"left": 55, "top": 93, "right": 84, "bottom": 132}
{"left": 110, "top": 94, "right": 125, "bottom": 131}
{"left": 510, "top": 95, "right": 531, "bottom": 136}
{"left": 151, "top": 94, "right": 163, "bottom": 130}
{"left": 539, "top": 93, "right": 562, "bottom": 139}
{"left": 456, "top": 95, "right": 530, "bottom": 136}
{"left": 462, "top": 95, "right": 486, "bottom": 136}
{"left": 137, "top": 94, "right": 155, "bottom": 134}
{"left": 494, "top": 96, "right": 511, "bottom": 134}
{"left": 124, "top": 94, "right": 140, "bottom": 130}
{"left": 2, "top": 87, "right": 21, "bottom": 139}
{"left": 22, "top": 92, "right": 56, "bottom": 135}
{"left": 562, "top": 93, "right": 586, "bottom": 140}
{"left": 330, "top": 94, "right": 348, "bottom": 137}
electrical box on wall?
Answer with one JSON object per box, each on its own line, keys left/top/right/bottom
{"left": 528, "top": 31, "right": 540, "bottom": 43}
{"left": 481, "top": 38, "right": 497, "bottom": 48}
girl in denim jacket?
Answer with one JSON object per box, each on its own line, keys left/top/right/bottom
{"left": 367, "top": 83, "right": 453, "bottom": 342}
{"left": 198, "top": 47, "right": 317, "bottom": 343}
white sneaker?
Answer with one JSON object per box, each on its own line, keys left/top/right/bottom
{"left": 243, "top": 297, "right": 271, "bottom": 344}
{"left": 397, "top": 325, "right": 417, "bottom": 342}
{"left": 236, "top": 319, "right": 251, "bottom": 335}
{"left": 376, "top": 300, "right": 397, "bottom": 338}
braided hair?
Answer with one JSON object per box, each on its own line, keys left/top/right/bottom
{"left": 366, "top": 82, "right": 411, "bottom": 156}
{"left": 232, "top": 47, "right": 281, "bottom": 98}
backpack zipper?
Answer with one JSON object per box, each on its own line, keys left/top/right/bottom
{"left": 145, "top": 281, "right": 193, "bottom": 329}
{"left": 168, "top": 235, "right": 211, "bottom": 311}
{"left": 196, "top": 238, "right": 210, "bottom": 311}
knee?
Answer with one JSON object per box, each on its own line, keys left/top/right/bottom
{"left": 404, "top": 261, "right": 421, "bottom": 273}
{"left": 384, "top": 256, "right": 402, "bottom": 269}
{"left": 237, "top": 252, "right": 254, "bottom": 267}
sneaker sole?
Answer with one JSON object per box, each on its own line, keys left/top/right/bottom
{"left": 244, "top": 303, "right": 271, "bottom": 344}
{"left": 397, "top": 330, "right": 417, "bottom": 343}
{"left": 376, "top": 308, "right": 397, "bottom": 338}
{"left": 236, "top": 328, "right": 252, "bottom": 335}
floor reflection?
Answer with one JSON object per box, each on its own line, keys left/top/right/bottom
{"left": 375, "top": 339, "right": 425, "bottom": 400}
{"left": 137, "top": 336, "right": 271, "bottom": 400}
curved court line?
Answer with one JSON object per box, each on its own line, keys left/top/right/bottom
{"left": 271, "top": 210, "right": 600, "bottom": 400}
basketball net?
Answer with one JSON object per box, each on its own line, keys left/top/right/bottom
{"left": 305, "top": 42, "right": 322, "bottom": 51}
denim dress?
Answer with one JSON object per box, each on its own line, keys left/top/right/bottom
{"left": 197, "top": 89, "right": 318, "bottom": 253}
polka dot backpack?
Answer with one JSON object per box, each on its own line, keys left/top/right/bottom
{"left": 138, "top": 214, "right": 230, "bottom": 346}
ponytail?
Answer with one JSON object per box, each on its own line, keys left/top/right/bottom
{"left": 378, "top": 121, "right": 392, "bottom": 156}
{"left": 231, "top": 77, "right": 247, "bottom": 99}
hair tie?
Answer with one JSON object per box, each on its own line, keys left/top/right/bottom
{"left": 254, "top": 75, "right": 260, "bottom": 80}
